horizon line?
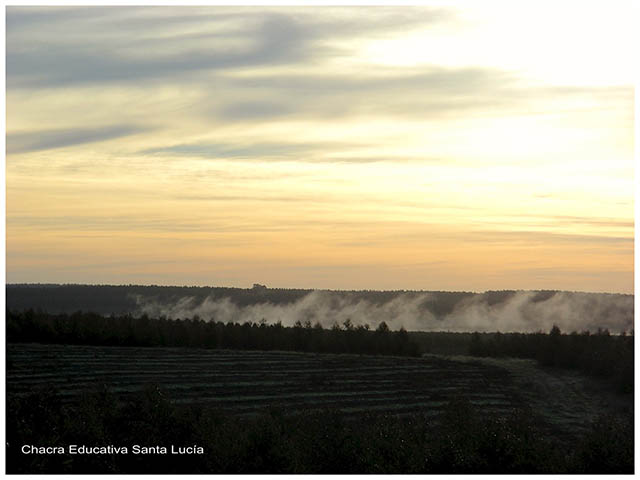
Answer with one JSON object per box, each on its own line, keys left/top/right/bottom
{"left": 5, "top": 282, "right": 633, "bottom": 297}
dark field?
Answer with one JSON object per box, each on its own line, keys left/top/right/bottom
{"left": 8, "top": 344, "right": 519, "bottom": 417}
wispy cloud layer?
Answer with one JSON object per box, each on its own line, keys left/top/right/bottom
{"left": 7, "top": 125, "right": 149, "bottom": 154}
{"left": 5, "top": 5, "right": 634, "bottom": 293}
{"left": 7, "top": 7, "right": 450, "bottom": 89}
{"left": 141, "top": 141, "right": 356, "bottom": 161}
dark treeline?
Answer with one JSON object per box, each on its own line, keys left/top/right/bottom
{"left": 410, "top": 327, "right": 634, "bottom": 394}
{"left": 6, "top": 310, "right": 420, "bottom": 357}
{"left": 7, "top": 385, "right": 632, "bottom": 474}
{"left": 468, "top": 326, "right": 634, "bottom": 393}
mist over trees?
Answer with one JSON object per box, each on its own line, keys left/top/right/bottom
{"left": 6, "top": 284, "right": 633, "bottom": 333}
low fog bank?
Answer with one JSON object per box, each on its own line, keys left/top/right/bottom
{"left": 133, "top": 290, "right": 634, "bottom": 334}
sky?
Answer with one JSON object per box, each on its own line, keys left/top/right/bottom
{"left": 5, "top": 3, "right": 635, "bottom": 293}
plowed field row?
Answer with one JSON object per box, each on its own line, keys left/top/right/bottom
{"left": 8, "top": 343, "right": 517, "bottom": 418}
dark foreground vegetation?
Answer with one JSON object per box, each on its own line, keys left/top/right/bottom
{"left": 7, "top": 309, "right": 633, "bottom": 392}
{"left": 6, "top": 385, "right": 633, "bottom": 474}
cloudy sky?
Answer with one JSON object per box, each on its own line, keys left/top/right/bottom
{"left": 6, "top": 3, "right": 634, "bottom": 293}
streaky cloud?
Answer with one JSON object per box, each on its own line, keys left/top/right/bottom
{"left": 141, "top": 140, "right": 357, "bottom": 161}
{"left": 7, "top": 13, "right": 316, "bottom": 88}
{"left": 7, "top": 125, "right": 149, "bottom": 154}
{"left": 218, "top": 101, "right": 294, "bottom": 121}
{"left": 206, "top": 69, "right": 631, "bottom": 124}
{"left": 141, "top": 141, "right": 454, "bottom": 164}
{"left": 6, "top": 7, "right": 453, "bottom": 89}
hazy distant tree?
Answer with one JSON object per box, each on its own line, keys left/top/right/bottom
{"left": 376, "top": 321, "right": 389, "bottom": 333}
{"left": 539, "top": 325, "right": 562, "bottom": 366}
